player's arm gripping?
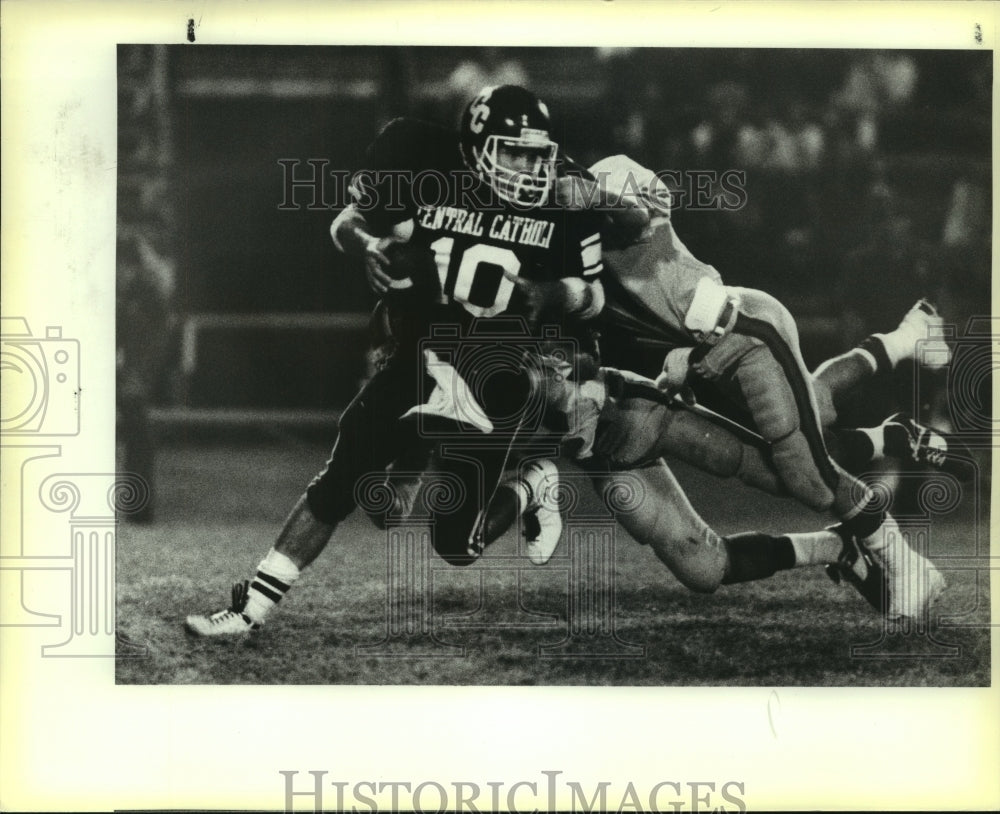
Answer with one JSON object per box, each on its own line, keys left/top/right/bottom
{"left": 330, "top": 204, "right": 402, "bottom": 295}
{"left": 330, "top": 118, "right": 421, "bottom": 295}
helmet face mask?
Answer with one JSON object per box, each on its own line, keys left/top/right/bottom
{"left": 460, "top": 85, "right": 558, "bottom": 208}
{"left": 476, "top": 133, "right": 557, "bottom": 207}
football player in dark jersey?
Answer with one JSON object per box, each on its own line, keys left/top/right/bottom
{"left": 186, "top": 85, "right": 606, "bottom": 637}
{"left": 360, "top": 155, "right": 967, "bottom": 622}
{"left": 357, "top": 154, "right": 966, "bottom": 623}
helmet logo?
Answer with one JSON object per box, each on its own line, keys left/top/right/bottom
{"left": 468, "top": 94, "right": 491, "bottom": 134}
{"left": 460, "top": 85, "right": 558, "bottom": 208}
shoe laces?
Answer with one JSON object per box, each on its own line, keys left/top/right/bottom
{"left": 203, "top": 581, "right": 255, "bottom": 627}
{"left": 206, "top": 608, "right": 245, "bottom": 626}
{"left": 923, "top": 446, "right": 947, "bottom": 467}
{"left": 911, "top": 425, "right": 947, "bottom": 466}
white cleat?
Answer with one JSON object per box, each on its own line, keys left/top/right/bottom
{"left": 520, "top": 459, "right": 563, "bottom": 565}
{"left": 898, "top": 299, "right": 952, "bottom": 370}
{"left": 878, "top": 535, "right": 946, "bottom": 623}
{"left": 826, "top": 523, "right": 945, "bottom": 622}
{"left": 185, "top": 581, "right": 261, "bottom": 638}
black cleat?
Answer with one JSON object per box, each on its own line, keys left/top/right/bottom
{"left": 882, "top": 412, "right": 974, "bottom": 481}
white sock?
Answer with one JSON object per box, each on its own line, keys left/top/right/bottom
{"left": 243, "top": 548, "right": 301, "bottom": 623}
{"left": 858, "top": 426, "right": 885, "bottom": 458}
{"left": 788, "top": 530, "right": 844, "bottom": 566}
{"left": 872, "top": 327, "right": 916, "bottom": 367}
{"left": 860, "top": 514, "right": 899, "bottom": 554}
{"left": 855, "top": 348, "right": 878, "bottom": 373}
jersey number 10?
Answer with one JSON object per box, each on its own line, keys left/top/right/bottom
{"left": 430, "top": 237, "right": 520, "bottom": 318}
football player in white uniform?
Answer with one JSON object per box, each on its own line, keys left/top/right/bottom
{"left": 534, "top": 155, "right": 960, "bottom": 621}
{"left": 369, "top": 156, "right": 966, "bottom": 622}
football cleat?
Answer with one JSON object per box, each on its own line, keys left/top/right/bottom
{"left": 185, "top": 580, "right": 261, "bottom": 638}
{"left": 898, "top": 299, "right": 951, "bottom": 370}
{"left": 520, "top": 459, "right": 563, "bottom": 565}
{"left": 826, "top": 523, "right": 946, "bottom": 621}
{"left": 825, "top": 525, "right": 889, "bottom": 614}
{"left": 882, "top": 412, "right": 974, "bottom": 481}
{"left": 879, "top": 530, "right": 946, "bottom": 622}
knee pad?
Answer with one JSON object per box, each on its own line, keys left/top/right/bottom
{"left": 598, "top": 464, "right": 727, "bottom": 593}
{"left": 736, "top": 346, "right": 801, "bottom": 442}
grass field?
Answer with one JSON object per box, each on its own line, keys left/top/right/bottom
{"left": 116, "top": 432, "right": 990, "bottom": 686}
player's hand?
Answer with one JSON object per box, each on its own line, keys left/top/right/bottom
{"left": 555, "top": 175, "right": 599, "bottom": 211}
{"left": 504, "top": 271, "right": 597, "bottom": 325}
{"left": 503, "top": 270, "right": 569, "bottom": 324}
{"left": 655, "top": 347, "right": 693, "bottom": 391}
{"left": 363, "top": 235, "right": 401, "bottom": 295}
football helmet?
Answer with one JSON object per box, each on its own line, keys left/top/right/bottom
{"left": 459, "top": 85, "right": 558, "bottom": 207}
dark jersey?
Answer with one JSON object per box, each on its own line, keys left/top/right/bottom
{"left": 350, "top": 118, "right": 603, "bottom": 334}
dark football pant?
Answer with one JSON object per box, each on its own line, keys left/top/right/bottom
{"left": 305, "top": 347, "right": 534, "bottom": 565}
{"left": 305, "top": 352, "right": 426, "bottom": 527}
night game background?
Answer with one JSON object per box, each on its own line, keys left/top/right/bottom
{"left": 116, "top": 46, "right": 992, "bottom": 685}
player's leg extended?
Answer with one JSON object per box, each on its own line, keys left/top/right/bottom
{"left": 589, "top": 461, "right": 728, "bottom": 592}
{"left": 812, "top": 299, "right": 953, "bottom": 427}
{"left": 697, "top": 289, "right": 857, "bottom": 516}
{"left": 185, "top": 359, "right": 422, "bottom": 636}
{"left": 594, "top": 392, "right": 786, "bottom": 497}
{"left": 703, "top": 290, "right": 943, "bottom": 618}
{"left": 656, "top": 405, "right": 785, "bottom": 497}
{"left": 426, "top": 445, "right": 511, "bottom": 567}
{"left": 808, "top": 301, "right": 970, "bottom": 476}
{"left": 587, "top": 460, "right": 864, "bottom": 595}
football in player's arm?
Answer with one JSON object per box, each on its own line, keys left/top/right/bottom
{"left": 367, "top": 152, "right": 968, "bottom": 621}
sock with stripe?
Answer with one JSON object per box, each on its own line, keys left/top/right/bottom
{"left": 243, "top": 548, "right": 301, "bottom": 624}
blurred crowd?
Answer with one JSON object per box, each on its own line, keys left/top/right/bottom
{"left": 412, "top": 48, "right": 989, "bottom": 349}
{"left": 118, "top": 46, "right": 990, "bottom": 433}
{"left": 117, "top": 45, "right": 179, "bottom": 520}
